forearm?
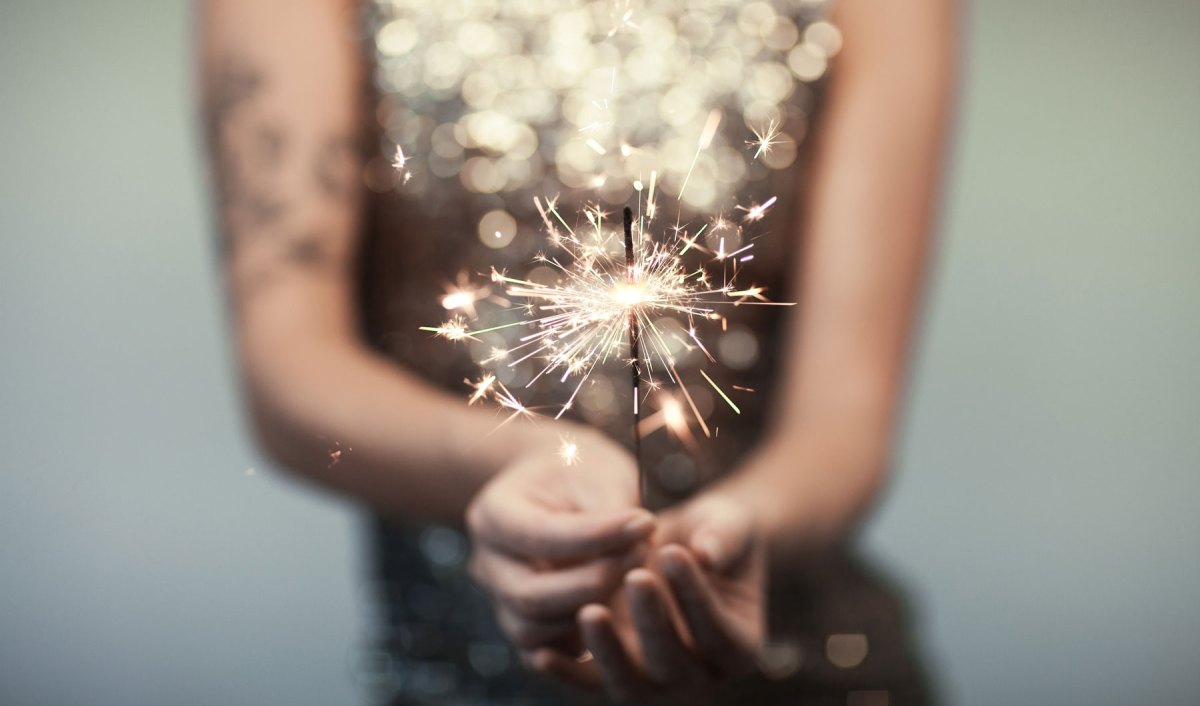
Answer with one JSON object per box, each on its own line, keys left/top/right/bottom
{"left": 243, "top": 333, "right": 565, "bottom": 523}
{"left": 715, "top": 428, "right": 886, "bottom": 559}
{"left": 717, "top": 0, "right": 957, "bottom": 556}
{"left": 202, "top": 0, "right": 569, "bottom": 523}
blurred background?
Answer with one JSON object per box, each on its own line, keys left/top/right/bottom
{"left": 1, "top": 1, "right": 1197, "bottom": 704}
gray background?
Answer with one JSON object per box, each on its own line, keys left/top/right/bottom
{"left": 1, "top": 1, "right": 1197, "bottom": 704}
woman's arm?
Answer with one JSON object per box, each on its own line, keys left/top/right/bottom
{"left": 720, "top": 0, "right": 959, "bottom": 555}
{"left": 200, "top": 0, "right": 585, "bottom": 523}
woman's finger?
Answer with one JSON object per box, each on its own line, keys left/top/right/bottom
{"left": 469, "top": 495, "right": 655, "bottom": 561}
{"left": 625, "top": 568, "right": 709, "bottom": 686}
{"left": 578, "top": 603, "right": 646, "bottom": 702}
{"left": 658, "top": 544, "right": 750, "bottom": 668}
{"left": 472, "top": 548, "right": 642, "bottom": 620}
{"left": 524, "top": 647, "right": 604, "bottom": 690}
{"left": 686, "top": 504, "right": 754, "bottom": 573}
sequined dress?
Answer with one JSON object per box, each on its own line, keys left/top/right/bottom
{"left": 354, "top": 2, "right": 933, "bottom": 704}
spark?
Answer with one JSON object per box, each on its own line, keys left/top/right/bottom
{"left": 327, "top": 441, "right": 352, "bottom": 469}
{"left": 727, "top": 286, "right": 769, "bottom": 302}
{"left": 637, "top": 394, "right": 701, "bottom": 453}
{"left": 466, "top": 374, "right": 497, "bottom": 405}
{"left": 558, "top": 436, "right": 581, "bottom": 466}
{"left": 464, "top": 374, "right": 541, "bottom": 429}
{"left": 736, "top": 196, "right": 778, "bottom": 223}
{"left": 700, "top": 369, "right": 741, "bottom": 414}
{"left": 420, "top": 315, "right": 473, "bottom": 342}
{"left": 747, "top": 119, "right": 787, "bottom": 160}
{"left": 662, "top": 396, "right": 687, "bottom": 432}
{"left": 392, "top": 145, "right": 409, "bottom": 170}
{"left": 392, "top": 145, "right": 413, "bottom": 183}
{"left": 489, "top": 379, "right": 538, "bottom": 427}
{"left": 606, "top": 0, "right": 638, "bottom": 36}
{"left": 440, "top": 275, "right": 490, "bottom": 318}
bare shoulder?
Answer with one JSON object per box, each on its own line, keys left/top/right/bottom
{"left": 833, "top": 0, "right": 958, "bottom": 81}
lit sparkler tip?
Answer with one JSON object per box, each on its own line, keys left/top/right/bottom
{"left": 425, "top": 184, "right": 792, "bottom": 452}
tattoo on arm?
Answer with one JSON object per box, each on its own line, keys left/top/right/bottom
{"left": 284, "top": 231, "right": 331, "bottom": 269}
{"left": 208, "top": 57, "right": 286, "bottom": 248}
{"left": 314, "top": 134, "right": 357, "bottom": 201}
{"left": 206, "top": 54, "right": 357, "bottom": 287}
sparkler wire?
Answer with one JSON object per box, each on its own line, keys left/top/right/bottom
{"left": 623, "top": 206, "right": 646, "bottom": 504}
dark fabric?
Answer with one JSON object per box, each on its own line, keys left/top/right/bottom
{"left": 357, "top": 518, "right": 934, "bottom": 706}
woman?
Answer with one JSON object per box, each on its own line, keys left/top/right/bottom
{"left": 201, "top": 0, "right": 955, "bottom": 703}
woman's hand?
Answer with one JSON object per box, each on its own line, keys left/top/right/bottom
{"left": 532, "top": 491, "right": 767, "bottom": 703}
{"left": 466, "top": 430, "right": 655, "bottom": 660}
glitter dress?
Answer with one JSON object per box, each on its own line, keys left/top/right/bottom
{"left": 354, "top": 2, "right": 933, "bottom": 704}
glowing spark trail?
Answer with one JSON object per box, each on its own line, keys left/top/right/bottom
{"left": 678, "top": 109, "right": 723, "bottom": 206}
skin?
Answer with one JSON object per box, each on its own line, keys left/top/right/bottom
{"left": 201, "top": 0, "right": 955, "bottom": 697}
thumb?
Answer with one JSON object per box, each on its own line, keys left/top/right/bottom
{"left": 687, "top": 498, "right": 754, "bottom": 573}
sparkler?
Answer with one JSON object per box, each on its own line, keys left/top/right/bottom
{"left": 422, "top": 182, "right": 792, "bottom": 504}
{"left": 623, "top": 206, "right": 645, "bottom": 498}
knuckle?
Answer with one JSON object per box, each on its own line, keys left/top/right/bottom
{"left": 508, "top": 586, "right": 547, "bottom": 619}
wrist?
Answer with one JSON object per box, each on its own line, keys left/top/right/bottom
{"left": 704, "top": 443, "right": 798, "bottom": 549}
{"left": 704, "top": 429, "right": 889, "bottom": 557}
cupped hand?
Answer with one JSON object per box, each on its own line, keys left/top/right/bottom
{"left": 528, "top": 491, "right": 767, "bottom": 703}
{"left": 466, "top": 429, "right": 655, "bottom": 660}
